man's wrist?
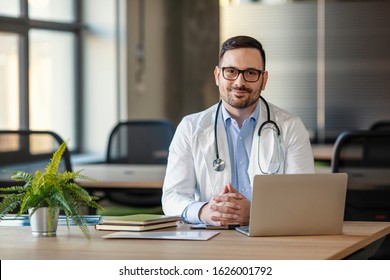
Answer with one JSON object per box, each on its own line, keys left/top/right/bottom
{"left": 198, "top": 202, "right": 209, "bottom": 224}
{"left": 183, "top": 201, "right": 207, "bottom": 224}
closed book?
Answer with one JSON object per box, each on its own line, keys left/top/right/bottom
{"left": 95, "top": 220, "right": 178, "bottom": 232}
{"left": 99, "top": 214, "right": 180, "bottom": 226}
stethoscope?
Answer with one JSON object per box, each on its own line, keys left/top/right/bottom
{"left": 213, "top": 96, "right": 282, "bottom": 174}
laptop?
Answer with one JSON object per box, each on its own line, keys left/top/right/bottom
{"left": 236, "top": 173, "right": 348, "bottom": 236}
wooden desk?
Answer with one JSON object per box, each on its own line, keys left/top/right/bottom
{"left": 74, "top": 164, "right": 166, "bottom": 189}
{"left": 0, "top": 222, "right": 389, "bottom": 260}
{"left": 312, "top": 144, "right": 334, "bottom": 162}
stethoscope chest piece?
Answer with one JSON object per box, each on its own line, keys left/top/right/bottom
{"left": 213, "top": 158, "right": 225, "bottom": 172}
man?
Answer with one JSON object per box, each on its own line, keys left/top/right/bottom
{"left": 162, "top": 35, "right": 314, "bottom": 226}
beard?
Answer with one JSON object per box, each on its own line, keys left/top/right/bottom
{"left": 223, "top": 85, "right": 261, "bottom": 109}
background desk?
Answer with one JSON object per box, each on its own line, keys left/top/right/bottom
{"left": 74, "top": 164, "right": 166, "bottom": 189}
{"left": 312, "top": 144, "right": 334, "bottom": 162}
{"left": 0, "top": 222, "right": 389, "bottom": 260}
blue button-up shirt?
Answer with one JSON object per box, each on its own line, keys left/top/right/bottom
{"left": 222, "top": 103, "right": 259, "bottom": 200}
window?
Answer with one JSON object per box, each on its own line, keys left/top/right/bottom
{"left": 28, "top": 0, "right": 74, "bottom": 22}
{"left": 0, "top": 32, "right": 19, "bottom": 129}
{"left": 29, "top": 30, "right": 76, "bottom": 141}
{"left": 0, "top": 0, "right": 20, "bottom": 17}
{"left": 0, "top": 0, "right": 82, "bottom": 151}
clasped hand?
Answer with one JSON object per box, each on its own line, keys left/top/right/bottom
{"left": 199, "top": 183, "right": 250, "bottom": 226}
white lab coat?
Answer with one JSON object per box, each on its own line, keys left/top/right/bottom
{"left": 162, "top": 100, "right": 314, "bottom": 216}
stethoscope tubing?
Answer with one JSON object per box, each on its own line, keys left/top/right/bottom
{"left": 213, "top": 96, "right": 280, "bottom": 172}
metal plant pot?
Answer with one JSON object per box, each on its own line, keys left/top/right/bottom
{"left": 28, "top": 207, "right": 60, "bottom": 237}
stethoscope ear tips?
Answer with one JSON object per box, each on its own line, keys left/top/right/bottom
{"left": 213, "top": 158, "right": 226, "bottom": 172}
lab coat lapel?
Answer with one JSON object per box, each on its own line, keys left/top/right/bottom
{"left": 198, "top": 106, "right": 231, "bottom": 196}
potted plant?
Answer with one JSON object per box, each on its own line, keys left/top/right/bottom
{"left": 0, "top": 141, "right": 103, "bottom": 238}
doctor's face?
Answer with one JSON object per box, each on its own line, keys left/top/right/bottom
{"left": 214, "top": 48, "right": 268, "bottom": 111}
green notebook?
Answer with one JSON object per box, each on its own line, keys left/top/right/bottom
{"left": 99, "top": 214, "right": 181, "bottom": 226}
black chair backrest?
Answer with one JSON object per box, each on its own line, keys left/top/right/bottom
{"left": 331, "top": 130, "right": 390, "bottom": 221}
{"left": 103, "top": 120, "right": 175, "bottom": 208}
{"left": 0, "top": 130, "right": 72, "bottom": 186}
{"left": 370, "top": 120, "right": 390, "bottom": 131}
{"left": 106, "top": 120, "right": 175, "bottom": 164}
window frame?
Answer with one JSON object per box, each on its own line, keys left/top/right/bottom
{"left": 0, "top": 0, "right": 84, "bottom": 153}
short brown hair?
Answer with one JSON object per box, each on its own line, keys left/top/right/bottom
{"left": 219, "top": 35, "right": 266, "bottom": 68}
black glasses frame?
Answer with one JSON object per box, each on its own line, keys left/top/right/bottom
{"left": 221, "top": 67, "right": 264, "bottom": 82}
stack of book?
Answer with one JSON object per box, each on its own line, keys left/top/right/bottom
{"left": 95, "top": 214, "right": 181, "bottom": 232}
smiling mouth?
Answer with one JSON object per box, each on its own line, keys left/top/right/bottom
{"left": 231, "top": 89, "right": 250, "bottom": 97}
{"left": 230, "top": 86, "right": 252, "bottom": 94}
{"left": 233, "top": 90, "right": 248, "bottom": 94}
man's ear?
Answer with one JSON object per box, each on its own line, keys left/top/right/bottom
{"left": 214, "top": 66, "right": 220, "bottom": 86}
{"left": 261, "top": 71, "right": 269, "bottom": 91}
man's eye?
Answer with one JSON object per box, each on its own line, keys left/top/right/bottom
{"left": 226, "top": 68, "right": 236, "bottom": 74}
{"left": 246, "top": 70, "right": 257, "bottom": 76}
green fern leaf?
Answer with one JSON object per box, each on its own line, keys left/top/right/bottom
{"left": 10, "top": 171, "right": 34, "bottom": 182}
{"left": 0, "top": 185, "right": 26, "bottom": 193}
{"left": 45, "top": 141, "right": 68, "bottom": 176}
{"left": 0, "top": 194, "right": 24, "bottom": 218}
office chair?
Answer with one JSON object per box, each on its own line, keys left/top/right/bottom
{"left": 97, "top": 120, "right": 175, "bottom": 216}
{"left": 0, "top": 130, "right": 72, "bottom": 212}
{"left": 370, "top": 120, "right": 390, "bottom": 131}
{"left": 331, "top": 130, "right": 390, "bottom": 259}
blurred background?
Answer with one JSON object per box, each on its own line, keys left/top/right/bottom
{"left": 1, "top": 0, "right": 390, "bottom": 158}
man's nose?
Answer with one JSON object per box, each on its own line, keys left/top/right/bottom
{"left": 235, "top": 72, "right": 246, "bottom": 84}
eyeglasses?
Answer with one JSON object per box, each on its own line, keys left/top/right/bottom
{"left": 221, "top": 67, "right": 264, "bottom": 83}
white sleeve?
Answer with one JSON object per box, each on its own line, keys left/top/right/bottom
{"left": 161, "top": 118, "right": 199, "bottom": 217}
{"left": 283, "top": 117, "right": 315, "bottom": 174}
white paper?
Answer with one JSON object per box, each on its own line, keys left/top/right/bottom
{"left": 101, "top": 230, "right": 219, "bottom": 241}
